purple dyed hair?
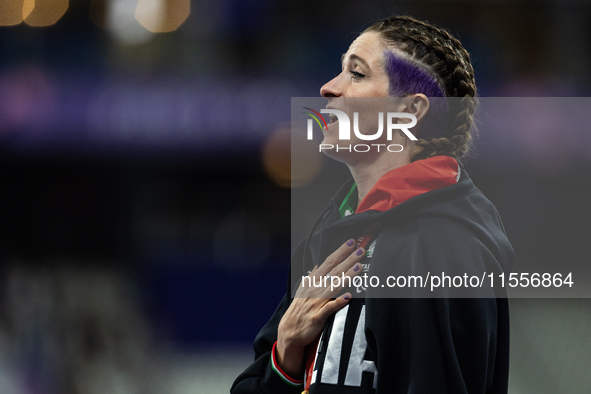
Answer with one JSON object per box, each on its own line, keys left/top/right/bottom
{"left": 385, "top": 51, "right": 445, "bottom": 98}
{"left": 364, "top": 15, "right": 477, "bottom": 161}
{"left": 384, "top": 51, "right": 449, "bottom": 139}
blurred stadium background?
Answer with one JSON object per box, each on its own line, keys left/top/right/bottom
{"left": 0, "top": 0, "right": 590, "bottom": 393}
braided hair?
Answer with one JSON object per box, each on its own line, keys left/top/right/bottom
{"left": 364, "top": 15, "right": 477, "bottom": 161}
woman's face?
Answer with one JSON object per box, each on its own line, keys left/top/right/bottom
{"left": 319, "top": 31, "right": 410, "bottom": 164}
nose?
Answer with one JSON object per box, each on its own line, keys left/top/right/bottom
{"left": 320, "top": 73, "right": 342, "bottom": 97}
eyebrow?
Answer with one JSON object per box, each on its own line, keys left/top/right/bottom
{"left": 341, "top": 53, "right": 370, "bottom": 69}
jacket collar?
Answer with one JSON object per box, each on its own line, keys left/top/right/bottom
{"left": 356, "top": 155, "right": 460, "bottom": 214}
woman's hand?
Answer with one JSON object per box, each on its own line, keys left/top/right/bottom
{"left": 276, "top": 239, "right": 366, "bottom": 378}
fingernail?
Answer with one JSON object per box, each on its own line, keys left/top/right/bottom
{"left": 356, "top": 248, "right": 363, "bottom": 256}
{"left": 344, "top": 294, "right": 350, "bottom": 300}
{"left": 346, "top": 239, "right": 355, "bottom": 247}
{"left": 353, "top": 264, "right": 360, "bottom": 272}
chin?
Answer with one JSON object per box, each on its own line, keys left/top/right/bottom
{"left": 320, "top": 130, "right": 340, "bottom": 147}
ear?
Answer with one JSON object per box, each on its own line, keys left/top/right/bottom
{"left": 402, "top": 94, "right": 430, "bottom": 123}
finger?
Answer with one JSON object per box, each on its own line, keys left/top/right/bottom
{"left": 342, "top": 260, "right": 364, "bottom": 280}
{"left": 316, "top": 239, "right": 356, "bottom": 275}
{"left": 322, "top": 251, "right": 365, "bottom": 296}
{"left": 318, "top": 247, "right": 365, "bottom": 294}
{"left": 325, "top": 247, "right": 365, "bottom": 277}
{"left": 339, "top": 247, "right": 366, "bottom": 272}
{"left": 317, "top": 293, "right": 352, "bottom": 320}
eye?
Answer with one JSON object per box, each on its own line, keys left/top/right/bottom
{"left": 350, "top": 70, "right": 366, "bottom": 79}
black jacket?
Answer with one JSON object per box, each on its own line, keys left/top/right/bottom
{"left": 232, "top": 166, "right": 515, "bottom": 394}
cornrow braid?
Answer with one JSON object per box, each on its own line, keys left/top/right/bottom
{"left": 364, "top": 15, "right": 478, "bottom": 162}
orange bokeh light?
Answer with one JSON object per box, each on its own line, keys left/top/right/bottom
{"left": 24, "top": 0, "right": 68, "bottom": 27}
{"left": 135, "top": 0, "right": 190, "bottom": 33}
{"left": 0, "top": 0, "right": 26, "bottom": 26}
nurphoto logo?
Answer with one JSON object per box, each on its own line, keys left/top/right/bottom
{"left": 303, "top": 107, "right": 418, "bottom": 153}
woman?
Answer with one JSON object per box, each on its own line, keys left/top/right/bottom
{"left": 232, "top": 15, "right": 514, "bottom": 394}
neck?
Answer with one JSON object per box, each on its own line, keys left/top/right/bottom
{"left": 348, "top": 152, "right": 411, "bottom": 203}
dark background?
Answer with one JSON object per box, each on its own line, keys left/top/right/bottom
{"left": 0, "top": 0, "right": 590, "bottom": 393}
